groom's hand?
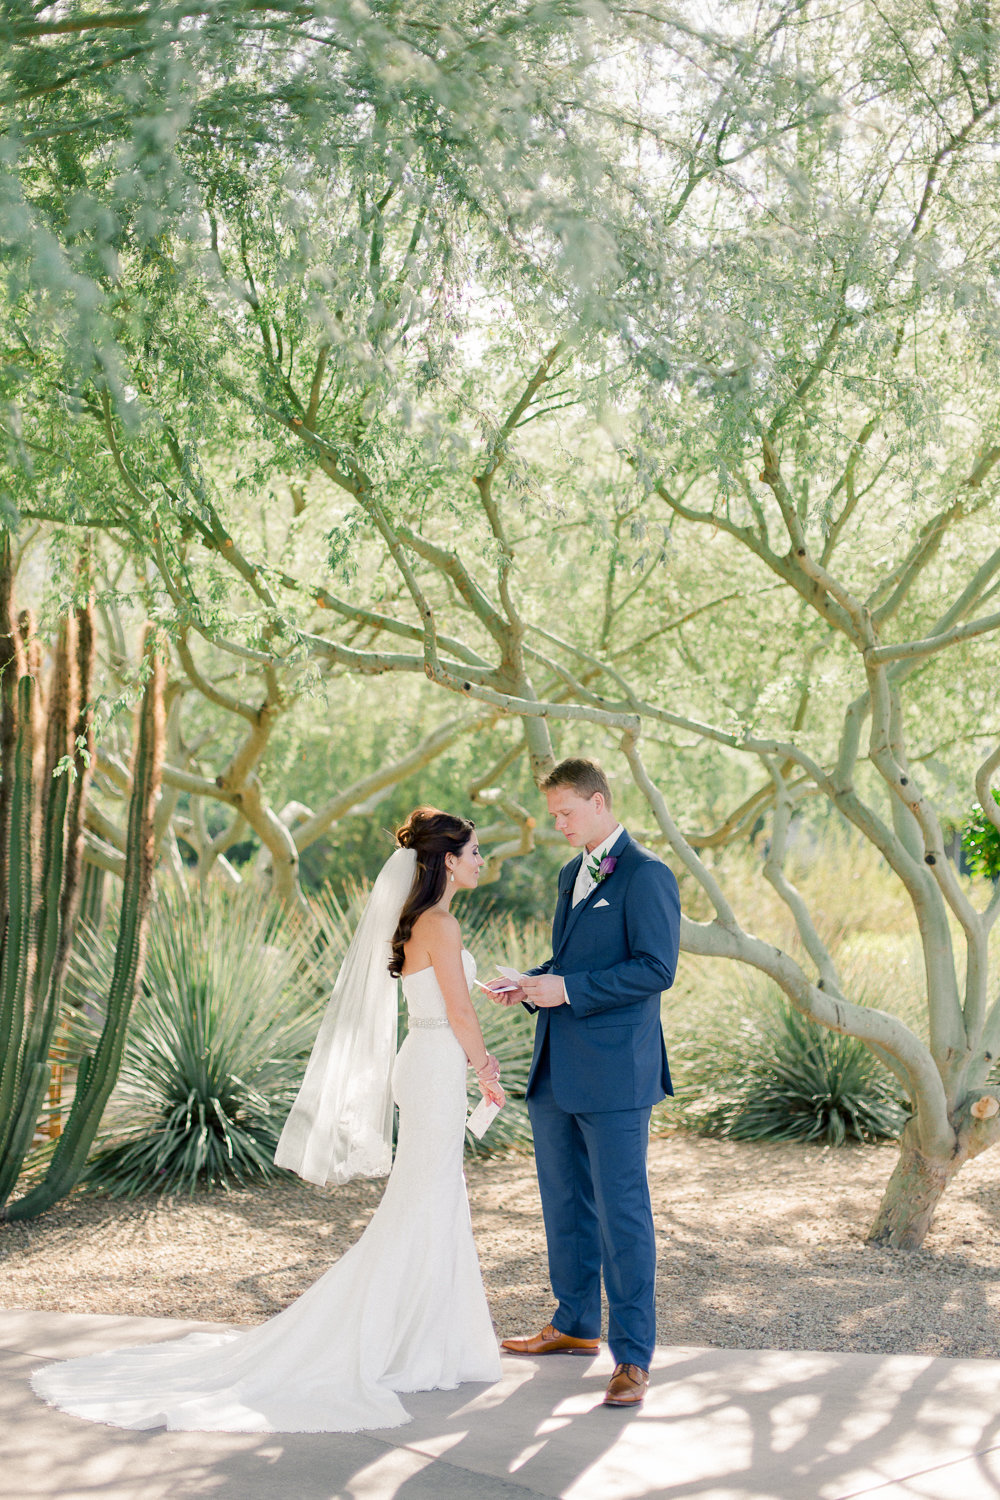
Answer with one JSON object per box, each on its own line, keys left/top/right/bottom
{"left": 483, "top": 978, "right": 525, "bottom": 1006}
{"left": 521, "top": 975, "right": 568, "bottom": 1008}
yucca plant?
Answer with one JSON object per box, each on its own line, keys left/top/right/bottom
{"left": 674, "top": 994, "right": 908, "bottom": 1146}
{"left": 67, "top": 884, "right": 324, "bottom": 1195}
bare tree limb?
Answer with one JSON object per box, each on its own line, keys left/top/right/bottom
{"left": 869, "top": 607, "right": 1000, "bottom": 664}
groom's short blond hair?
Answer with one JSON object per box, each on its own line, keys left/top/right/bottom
{"left": 541, "top": 757, "right": 613, "bottom": 809}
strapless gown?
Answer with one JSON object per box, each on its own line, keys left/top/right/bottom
{"left": 31, "top": 950, "right": 501, "bottom": 1432}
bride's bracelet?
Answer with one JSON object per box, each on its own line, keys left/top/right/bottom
{"left": 474, "top": 1053, "right": 500, "bottom": 1080}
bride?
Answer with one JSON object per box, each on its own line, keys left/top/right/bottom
{"left": 32, "top": 808, "right": 505, "bottom": 1433}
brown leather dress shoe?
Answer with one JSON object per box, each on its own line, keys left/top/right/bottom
{"left": 603, "top": 1362, "right": 649, "bottom": 1407}
{"left": 500, "top": 1323, "right": 600, "bottom": 1357}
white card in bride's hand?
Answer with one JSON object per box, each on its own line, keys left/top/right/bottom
{"left": 466, "top": 1098, "right": 501, "bottom": 1139}
{"left": 496, "top": 965, "right": 527, "bottom": 986}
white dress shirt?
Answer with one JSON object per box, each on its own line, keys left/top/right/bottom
{"left": 571, "top": 824, "right": 625, "bottom": 907}
{"left": 558, "top": 823, "right": 625, "bottom": 1008}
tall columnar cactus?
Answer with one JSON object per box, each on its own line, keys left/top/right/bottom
{"left": 0, "top": 675, "right": 39, "bottom": 1176}
{"left": 61, "top": 596, "right": 96, "bottom": 959}
{"left": 0, "top": 608, "right": 99, "bottom": 1207}
{"left": 0, "top": 530, "right": 26, "bottom": 942}
{"left": 0, "top": 534, "right": 132, "bottom": 1219}
{"left": 6, "top": 629, "right": 165, "bottom": 1221}
{"left": 0, "top": 592, "right": 100, "bottom": 1207}
{"left": 34, "top": 617, "right": 77, "bottom": 1010}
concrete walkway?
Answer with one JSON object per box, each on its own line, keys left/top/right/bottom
{"left": 3, "top": 1309, "right": 1000, "bottom": 1499}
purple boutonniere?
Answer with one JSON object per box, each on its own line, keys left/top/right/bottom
{"left": 587, "top": 853, "right": 617, "bottom": 884}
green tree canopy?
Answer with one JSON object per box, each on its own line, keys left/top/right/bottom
{"left": 3, "top": 0, "right": 1000, "bottom": 1247}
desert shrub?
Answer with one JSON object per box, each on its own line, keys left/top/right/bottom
{"left": 67, "top": 885, "right": 325, "bottom": 1195}
{"left": 679, "top": 1002, "right": 907, "bottom": 1144}
{"left": 663, "top": 963, "right": 908, "bottom": 1145}
{"left": 657, "top": 833, "right": 941, "bottom": 1143}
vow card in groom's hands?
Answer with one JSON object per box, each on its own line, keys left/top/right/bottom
{"left": 466, "top": 1098, "right": 501, "bottom": 1139}
{"left": 474, "top": 964, "right": 525, "bottom": 993}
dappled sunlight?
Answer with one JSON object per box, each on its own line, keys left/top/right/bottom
{"left": 337, "top": 1345, "right": 1000, "bottom": 1499}
{"left": 9, "top": 1131, "right": 1000, "bottom": 1496}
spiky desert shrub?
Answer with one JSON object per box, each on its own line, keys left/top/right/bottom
{"left": 68, "top": 885, "right": 322, "bottom": 1195}
{"left": 668, "top": 972, "right": 908, "bottom": 1146}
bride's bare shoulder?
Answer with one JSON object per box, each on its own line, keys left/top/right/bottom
{"left": 410, "top": 907, "right": 461, "bottom": 953}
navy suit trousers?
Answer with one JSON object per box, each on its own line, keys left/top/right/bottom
{"left": 527, "top": 1042, "right": 656, "bottom": 1368}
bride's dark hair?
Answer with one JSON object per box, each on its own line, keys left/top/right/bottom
{"left": 388, "top": 807, "right": 476, "bottom": 977}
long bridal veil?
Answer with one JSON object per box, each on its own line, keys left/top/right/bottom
{"left": 30, "top": 838, "right": 504, "bottom": 1436}
{"left": 274, "top": 845, "right": 416, "bottom": 1186}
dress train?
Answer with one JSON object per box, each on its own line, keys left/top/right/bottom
{"left": 31, "top": 952, "right": 500, "bottom": 1432}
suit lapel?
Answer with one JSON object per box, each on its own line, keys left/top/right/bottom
{"left": 552, "top": 857, "right": 581, "bottom": 949}
{"left": 554, "top": 831, "right": 631, "bottom": 962}
{"left": 555, "top": 885, "right": 593, "bottom": 957}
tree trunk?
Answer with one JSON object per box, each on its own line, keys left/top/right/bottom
{"left": 867, "top": 1123, "right": 960, "bottom": 1249}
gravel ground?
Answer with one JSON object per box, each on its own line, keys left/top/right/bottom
{"left": 3, "top": 1133, "right": 1000, "bottom": 1360}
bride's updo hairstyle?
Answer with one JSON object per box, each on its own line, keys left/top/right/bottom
{"left": 388, "top": 807, "right": 476, "bottom": 977}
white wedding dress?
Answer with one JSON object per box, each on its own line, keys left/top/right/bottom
{"left": 31, "top": 950, "right": 501, "bottom": 1433}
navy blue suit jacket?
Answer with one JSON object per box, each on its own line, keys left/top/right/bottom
{"left": 526, "top": 830, "right": 679, "bottom": 1113}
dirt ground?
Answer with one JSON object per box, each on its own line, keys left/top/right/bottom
{"left": 3, "top": 1132, "right": 1000, "bottom": 1359}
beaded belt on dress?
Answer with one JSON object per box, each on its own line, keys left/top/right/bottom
{"left": 408, "top": 1016, "right": 450, "bottom": 1029}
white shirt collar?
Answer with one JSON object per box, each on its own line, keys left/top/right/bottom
{"left": 583, "top": 823, "right": 624, "bottom": 870}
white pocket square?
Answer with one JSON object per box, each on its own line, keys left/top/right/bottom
{"left": 593, "top": 898, "right": 610, "bottom": 908}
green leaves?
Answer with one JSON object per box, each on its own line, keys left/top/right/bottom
{"left": 66, "top": 883, "right": 325, "bottom": 1195}
{"left": 962, "top": 789, "right": 1000, "bottom": 880}
{"left": 675, "top": 993, "right": 909, "bottom": 1147}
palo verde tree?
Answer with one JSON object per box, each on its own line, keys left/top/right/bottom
{"left": 3, "top": 0, "right": 731, "bottom": 897}
{"left": 79, "top": 563, "right": 485, "bottom": 905}
{"left": 5, "top": 0, "right": 1000, "bottom": 1247}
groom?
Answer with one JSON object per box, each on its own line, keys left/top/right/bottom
{"left": 489, "top": 758, "right": 680, "bottom": 1408}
